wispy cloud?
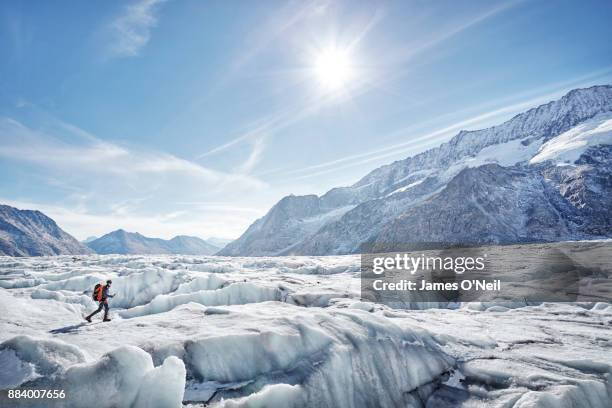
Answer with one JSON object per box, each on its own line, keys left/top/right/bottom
{"left": 0, "top": 117, "right": 265, "bottom": 191}
{"left": 286, "top": 102, "right": 538, "bottom": 181}
{"left": 0, "top": 113, "right": 270, "bottom": 239}
{"left": 237, "top": 136, "right": 267, "bottom": 175}
{"left": 212, "top": 0, "right": 328, "bottom": 93}
{"left": 106, "top": 0, "right": 168, "bottom": 58}
{"left": 277, "top": 68, "right": 612, "bottom": 181}
{"left": 0, "top": 198, "right": 255, "bottom": 241}
{"left": 196, "top": 1, "right": 520, "bottom": 172}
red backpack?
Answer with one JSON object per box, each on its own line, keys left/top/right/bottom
{"left": 92, "top": 283, "right": 104, "bottom": 301}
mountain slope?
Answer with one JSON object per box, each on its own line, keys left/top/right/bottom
{"left": 87, "top": 230, "right": 219, "bottom": 255}
{"left": 206, "top": 237, "right": 233, "bottom": 249}
{"left": 0, "top": 205, "right": 92, "bottom": 256}
{"left": 220, "top": 85, "right": 612, "bottom": 256}
{"left": 166, "top": 235, "right": 220, "bottom": 255}
{"left": 367, "top": 151, "right": 609, "bottom": 252}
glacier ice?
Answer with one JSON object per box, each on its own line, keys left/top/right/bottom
{"left": 0, "top": 254, "right": 610, "bottom": 407}
{"left": 132, "top": 356, "right": 186, "bottom": 408}
{"left": 216, "top": 384, "right": 304, "bottom": 408}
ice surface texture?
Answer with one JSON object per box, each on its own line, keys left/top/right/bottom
{"left": 0, "top": 254, "right": 610, "bottom": 407}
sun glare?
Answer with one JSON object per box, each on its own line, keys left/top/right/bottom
{"left": 313, "top": 46, "right": 354, "bottom": 91}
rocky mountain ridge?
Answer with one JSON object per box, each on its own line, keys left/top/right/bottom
{"left": 220, "top": 85, "right": 612, "bottom": 256}
{"left": 87, "top": 229, "right": 220, "bottom": 255}
{"left": 0, "top": 205, "right": 92, "bottom": 256}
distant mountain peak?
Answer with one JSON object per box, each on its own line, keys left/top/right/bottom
{"left": 87, "top": 230, "right": 220, "bottom": 255}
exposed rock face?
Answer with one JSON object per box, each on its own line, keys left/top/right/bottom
{"left": 219, "top": 195, "right": 354, "bottom": 256}
{"left": 0, "top": 205, "right": 92, "bottom": 256}
{"left": 365, "top": 150, "right": 611, "bottom": 254}
{"left": 220, "top": 85, "right": 612, "bottom": 256}
{"left": 87, "top": 230, "right": 219, "bottom": 255}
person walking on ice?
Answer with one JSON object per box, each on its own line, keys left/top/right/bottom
{"left": 86, "top": 279, "right": 115, "bottom": 322}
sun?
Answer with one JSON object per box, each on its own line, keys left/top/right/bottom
{"left": 313, "top": 46, "right": 354, "bottom": 91}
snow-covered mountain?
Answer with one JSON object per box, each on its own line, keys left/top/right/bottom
{"left": 0, "top": 204, "right": 92, "bottom": 256}
{"left": 87, "top": 230, "right": 220, "bottom": 255}
{"left": 220, "top": 85, "right": 612, "bottom": 256}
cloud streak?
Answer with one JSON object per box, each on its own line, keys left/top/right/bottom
{"left": 0, "top": 113, "right": 271, "bottom": 240}
{"left": 0, "top": 117, "right": 265, "bottom": 191}
{"left": 196, "top": 1, "right": 521, "bottom": 173}
{"left": 106, "top": 0, "right": 167, "bottom": 58}
{"left": 0, "top": 198, "right": 256, "bottom": 241}
{"left": 279, "top": 67, "right": 612, "bottom": 181}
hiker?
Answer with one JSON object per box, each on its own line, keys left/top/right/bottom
{"left": 86, "top": 280, "right": 115, "bottom": 322}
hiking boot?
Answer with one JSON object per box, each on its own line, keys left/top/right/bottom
{"left": 103, "top": 318, "right": 111, "bottom": 322}
{"left": 85, "top": 316, "right": 92, "bottom": 323}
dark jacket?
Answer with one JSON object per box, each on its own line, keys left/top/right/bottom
{"left": 101, "top": 285, "right": 114, "bottom": 301}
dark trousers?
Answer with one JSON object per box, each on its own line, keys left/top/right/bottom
{"left": 87, "top": 301, "right": 109, "bottom": 320}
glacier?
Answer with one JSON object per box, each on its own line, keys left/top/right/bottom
{"left": 0, "top": 254, "right": 610, "bottom": 407}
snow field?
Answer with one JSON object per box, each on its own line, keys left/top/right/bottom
{"left": 0, "top": 254, "right": 610, "bottom": 407}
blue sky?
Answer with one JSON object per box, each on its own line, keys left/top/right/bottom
{"left": 1, "top": 0, "right": 612, "bottom": 240}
